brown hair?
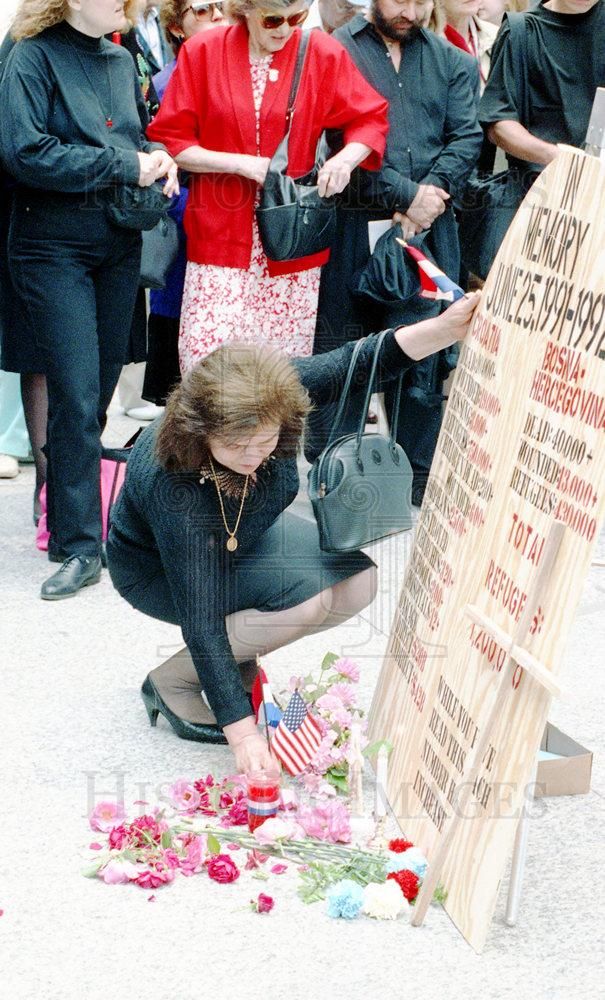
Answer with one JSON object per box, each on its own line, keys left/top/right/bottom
{"left": 160, "top": 0, "right": 186, "bottom": 46}
{"left": 156, "top": 343, "right": 311, "bottom": 472}
{"left": 11, "top": 0, "right": 143, "bottom": 41}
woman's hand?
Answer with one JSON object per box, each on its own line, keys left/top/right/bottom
{"left": 317, "top": 155, "right": 352, "bottom": 198}
{"left": 223, "top": 715, "right": 280, "bottom": 776}
{"left": 137, "top": 151, "right": 159, "bottom": 187}
{"left": 232, "top": 733, "right": 279, "bottom": 776}
{"left": 395, "top": 291, "right": 481, "bottom": 361}
{"left": 149, "top": 150, "right": 180, "bottom": 197}
{"left": 236, "top": 154, "right": 271, "bottom": 185}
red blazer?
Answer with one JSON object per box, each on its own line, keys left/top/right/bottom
{"left": 147, "top": 24, "right": 389, "bottom": 276}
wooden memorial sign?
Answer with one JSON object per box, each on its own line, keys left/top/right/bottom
{"left": 368, "top": 146, "right": 605, "bottom": 951}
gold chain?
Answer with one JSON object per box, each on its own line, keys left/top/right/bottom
{"left": 208, "top": 456, "right": 249, "bottom": 552}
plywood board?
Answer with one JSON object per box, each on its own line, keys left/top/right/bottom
{"left": 368, "top": 147, "right": 605, "bottom": 951}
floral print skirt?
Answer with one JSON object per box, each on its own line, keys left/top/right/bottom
{"left": 178, "top": 221, "right": 321, "bottom": 373}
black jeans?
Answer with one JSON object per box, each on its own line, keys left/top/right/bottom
{"left": 9, "top": 192, "right": 141, "bottom": 556}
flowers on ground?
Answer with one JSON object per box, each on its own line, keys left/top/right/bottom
{"left": 89, "top": 800, "right": 126, "bottom": 833}
{"left": 251, "top": 893, "right": 275, "bottom": 914}
{"left": 296, "top": 799, "right": 351, "bottom": 844}
{"left": 387, "top": 869, "right": 421, "bottom": 902}
{"left": 363, "top": 881, "right": 410, "bottom": 921}
{"left": 326, "top": 879, "right": 364, "bottom": 920}
{"left": 207, "top": 854, "right": 240, "bottom": 884}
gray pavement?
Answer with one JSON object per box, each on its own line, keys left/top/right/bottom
{"left": 1, "top": 402, "right": 603, "bottom": 1000}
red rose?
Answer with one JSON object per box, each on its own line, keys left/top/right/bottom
{"left": 255, "top": 893, "right": 275, "bottom": 914}
{"left": 388, "top": 869, "right": 420, "bottom": 902}
{"left": 206, "top": 854, "right": 240, "bottom": 884}
{"left": 388, "top": 838, "right": 414, "bottom": 853}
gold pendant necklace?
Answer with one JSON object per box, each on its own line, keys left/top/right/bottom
{"left": 207, "top": 456, "right": 249, "bottom": 552}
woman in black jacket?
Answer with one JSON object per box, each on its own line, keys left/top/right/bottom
{"left": 107, "top": 292, "right": 479, "bottom": 776}
{"left": 0, "top": 0, "right": 178, "bottom": 599}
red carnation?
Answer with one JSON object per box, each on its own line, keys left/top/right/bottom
{"left": 388, "top": 869, "right": 420, "bottom": 902}
{"left": 388, "top": 838, "right": 414, "bottom": 853}
{"left": 206, "top": 853, "right": 240, "bottom": 884}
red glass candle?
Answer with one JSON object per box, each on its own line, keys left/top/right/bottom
{"left": 247, "top": 770, "right": 281, "bottom": 833}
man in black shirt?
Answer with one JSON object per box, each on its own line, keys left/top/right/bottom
{"left": 480, "top": 0, "right": 605, "bottom": 172}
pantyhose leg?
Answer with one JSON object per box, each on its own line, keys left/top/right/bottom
{"left": 20, "top": 373, "right": 48, "bottom": 522}
{"left": 148, "top": 567, "right": 377, "bottom": 724}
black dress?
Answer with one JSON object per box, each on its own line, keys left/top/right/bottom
{"left": 107, "top": 330, "right": 414, "bottom": 729}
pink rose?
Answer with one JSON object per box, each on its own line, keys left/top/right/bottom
{"left": 108, "top": 824, "right": 130, "bottom": 850}
{"left": 251, "top": 893, "right": 275, "bottom": 913}
{"left": 179, "top": 836, "right": 207, "bottom": 877}
{"left": 252, "top": 817, "right": 304, "bottom": 846}
{"left": 135, "top": 860, "right": 175, "bottom": 890}
{"left": 220, "top": 792, "right": 248, "bottom": 828}
{"left": 128, "top": 815, "right": 168, "bottom": 847}
{"left": 89, "top": 800, "right": 126, "bottom": 833}
{"left": 297, "top": 800, "right": 351, "bottom": 844}
{"left": 206, "top": 854, "right": 240, "bottom": 884}
{"left": 169, "top": 779, "right": 202, "bottom": 814}
{"left": 100, "top": 859, "right": 140, "bottom": 885}
{"left": 334, "top": 658, "right": 360, "bottom": 682}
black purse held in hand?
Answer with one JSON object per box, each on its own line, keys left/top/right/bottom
{"left": 104, "top": 181, "right": 171, "bottom": 231}
{"left": 308, "top": 332, "right": 414, "bottom": 553}
{"left": 256, "top": 33, "right": 336, "bottom": 262}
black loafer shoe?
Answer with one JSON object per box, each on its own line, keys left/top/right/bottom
{"left": 40, "top": 554, "right": 102, "bottom": 600}
{"left": 49, "top": 542, "right": 107, "bottom": 568}
{"left": 141, "top": 675, "right": 228, "bottom": 744}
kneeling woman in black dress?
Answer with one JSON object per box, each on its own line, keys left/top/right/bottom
{"left": 107, "top": 293, "right": 479, "bottom": 775}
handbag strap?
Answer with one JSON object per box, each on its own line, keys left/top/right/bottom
{"left": 285, "top": 31, "right": 310, "bottom": 131}
{"left": 354, "top": 331, "right": 404, "bottom": 459}
{"left": 324, "top": 337, "right": 369, "bottom": 450}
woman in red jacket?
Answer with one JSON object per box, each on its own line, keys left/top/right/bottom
{"left": 147, "top": 0, "right": 388, "bottom": 372}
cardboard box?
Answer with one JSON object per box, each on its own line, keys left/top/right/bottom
{"left": 534, "top": 723, "right": 593, "bottom": 797}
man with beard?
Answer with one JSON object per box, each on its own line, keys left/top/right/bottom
{"left": 307, "top": 0, "right": 483, "bottom": 505}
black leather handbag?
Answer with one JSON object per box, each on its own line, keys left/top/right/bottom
{"left": 104, "top": 181, "right": 171, "bottom": 231}
{"left": 308, "top": 331, "right": 414, "bottom": 553}
{"left": 256, "top": 33, "right": 336, "bottom": 262}
{"left": 139, "top": 216, "right": 179, "bottom": 289}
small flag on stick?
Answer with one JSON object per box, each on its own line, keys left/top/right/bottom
{"left": 252, "top": 663, "right": 283, "bottom": 730}
{"left": 271, "top": 691, "right": 323, "bottom": 777}
{"left": 397, "top": 239, "right": 465, "bottom": 303}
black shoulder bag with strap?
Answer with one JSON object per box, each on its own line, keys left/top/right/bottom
{"left": 458, "top": 13, "right": 532, "bottom": 279}
{"left": 308, "top": 332, "right": 413, "bottom": 553}
{"left": 256, "top": 31, "right": 337, "bottom": 262}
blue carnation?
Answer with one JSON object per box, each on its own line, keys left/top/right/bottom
{"left": 326, "top": 879, "right": 364, "bottom": 919}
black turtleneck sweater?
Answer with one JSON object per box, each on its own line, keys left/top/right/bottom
{"left": 0, "top": 20, "right": 164, "bottom": 193}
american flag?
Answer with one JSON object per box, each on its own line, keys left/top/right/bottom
{"left": 399, "top": 240, "right": 465, "bottom": 303}
{"left": 270, "top": 691, "right": 323, "bottom": 777}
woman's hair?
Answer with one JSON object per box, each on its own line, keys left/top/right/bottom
{"left": 156, "top": 343, "right": 311, "bottom": 472}
{"left": 225, "top": 0, "right": 310, "bottom": 25}
{"left": 11, "top": 0, "right": 142, "bottom": 41}
{"left": 160, "top": 0, "right": 186, "bottom": 47}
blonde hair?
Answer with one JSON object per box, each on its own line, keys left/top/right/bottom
{"left": 156, "top": 343, "right": 311, "bottom": 472}
{"left": 11, "top": 0, "right": 143, "bottom": 41}
{"left": 225, "top": 0, "right": 310, "bottom": 24}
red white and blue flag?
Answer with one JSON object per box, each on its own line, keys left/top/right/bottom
{"left": 270, "top": 691, "right": 323, "bottom": 777}
{"left": 400, "top": 241, "right": 465, "bottom": 303}
{"left": 251, "top": 666, "right": 282, "bottom": 730}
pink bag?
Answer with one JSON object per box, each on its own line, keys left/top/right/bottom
{"left": 36, "top": 458, "right": 127, "bottom": 552}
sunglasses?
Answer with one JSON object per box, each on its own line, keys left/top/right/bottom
{"left": 184, "top": 2, "right": 224, "bottom": 17}
{"left": 259, "top": 8, "right": 309, "bottom": 28}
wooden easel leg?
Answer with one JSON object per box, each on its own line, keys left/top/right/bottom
{"left": 411, "top": 522, "right": 565, "bottom": 927}
{"left": 505, "top": 762, "right": 537, "bottom": 926}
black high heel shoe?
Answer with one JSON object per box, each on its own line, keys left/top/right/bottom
{"left": 141, "top": 675, "right": 228, "bottom": 745}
